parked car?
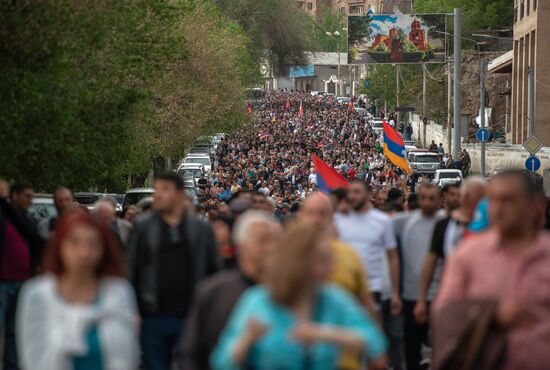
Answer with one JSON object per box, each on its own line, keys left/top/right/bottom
{"left": 104, "top": 193, "right": 124, "bottom": 213}
{"left": 408, "top": 152, "right": 441, "bottom": 177}
{"left": 29, "top": 194, "right": 57, "bottom": 224}
{"left": 336, "top": 96, "right": 351, "bottom": 105}
{"left": 183, "top": 154, "right": 212, "bottom": 173}
{"left": 405, "top": 145, "right": 418, "bottom": 155}
{"left": 183, "top": 178, "right": 199, "bottom": 205}
{"left": 433, "top": 169, "right": 463, "bottom": 187}
{"left": 123, "top": 188, "right": 154, "bottom": 210}
{"left": 74, "top": 192, "right": 104, "bottom": 210}
{"left": 177, "top": 164, "right": 206, "bottom": 180}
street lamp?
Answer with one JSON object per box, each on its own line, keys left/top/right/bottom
{"left": 436, "top": 30, "right": 490, "bottom": 176}
{"left": 326, "top": 30, "right": 345, "bottom": 96}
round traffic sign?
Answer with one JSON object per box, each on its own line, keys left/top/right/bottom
{"left": 525, "top": 156, "right": 541, "bottom": 172}
{"left": 476, "top": 128, "right": 489, "bottom": 142}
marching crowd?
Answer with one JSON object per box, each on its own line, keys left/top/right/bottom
{"left": 0, "top": 91, "right": 549, "bottom": 370}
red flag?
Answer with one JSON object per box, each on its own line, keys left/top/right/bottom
{"left": 312, "top": 154, "right": 349, "bottom": 192}
{"left": 246, "top": 102, "right": 252, "bottom": 113}
{"left": 348, "top": 100, "right": 355, "bottom": 115}
{"left": 285, "top": 97, "right": 290, "bottom": 111}
{"left": 298, "top": 100, "right": 304, "bottom": 119}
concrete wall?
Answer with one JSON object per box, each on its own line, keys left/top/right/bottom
{"left": 411, "top": 114, "right": 550, "bottom": 176}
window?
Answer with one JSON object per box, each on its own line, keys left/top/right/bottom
{"left": 526, "top": 0, "right": 530, "bottom": 16}
{"left": 306, "top": 2, "right": 313, "bottom": 11}
{"left": 534, "top": 0, "right": 537, "bottom": 10}
{"left": 350, "top": 6, "right": 364, "bottom": 14}
{"left": 520, "top": 0, "right": 524, "bottom": 19}
{"left": 339, "top": 7, "right": 346, "bottom": 13}
{"left": 514, "top": 6, "right": 518, "bottom": 23}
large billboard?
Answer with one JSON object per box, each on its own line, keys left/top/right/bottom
{"left": 348, "top": 11, "right": 446, "bottom": 64}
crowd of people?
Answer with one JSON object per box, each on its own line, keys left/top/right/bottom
{"left": 0, "top": 91, "right": 549, "bottom": 370}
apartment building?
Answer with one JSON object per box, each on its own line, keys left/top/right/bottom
{"left": 510, "top": 0, "right": 550, "bottom": 145}
{"left": 298, "top": 0, "right": 413, "bottom": 17}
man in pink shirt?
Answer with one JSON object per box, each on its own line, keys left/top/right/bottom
{"left": 433, "top": 170, "right": 550, "bottom": 370}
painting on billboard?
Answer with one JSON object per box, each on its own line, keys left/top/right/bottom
{"left": 348, "top": 11, "right": 446, "bottom": 64}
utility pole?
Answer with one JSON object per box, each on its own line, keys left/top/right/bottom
{"left": 529, "top": 66, "right": 535, "bottom": 136}
{"left": 480, "top": 60, "right": 487, "bottom": 177}
{"left": 447, "top": 62, "right": 452, "bottom": 154}
{"left": 396, "top": 64, "right": 400, "bottom": 124}
{"left": 337, "top": 39, "right": 341, "bottom": 96}
{"left": 422, "top": 63, "right": 427, "bottom": 147}
{"left": 453, "top": 8, "right": 462, "bottom": 161}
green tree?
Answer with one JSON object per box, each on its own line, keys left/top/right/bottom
{"left": 306, "top": 6, "right": 348, "bottom": 52}
{"left": 414, "top": 0, "right": 513, "bottom": 31}
{"left": 0, "top": 0, "right": 256, "bottom": 191}
{"left": 212, "top": 0, "right": 314, "bottom": 74}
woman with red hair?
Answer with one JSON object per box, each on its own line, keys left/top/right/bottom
{"left": 16, "top": 208, "right": 139, "bottom": 370}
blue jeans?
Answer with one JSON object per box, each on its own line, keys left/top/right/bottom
{"left": 382, "top": 300, "right": 404, "bottom": 370}
{"left": 0, "top": 282, "right": 23, "bottom": 370}
{"left": 140, "top": 316, "right": 185, "bottom": 370}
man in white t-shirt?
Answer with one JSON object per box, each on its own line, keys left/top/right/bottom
{"left": 334, "top": 181, "right": 402, "bottom": 312}
{"left": 308, "top": 170, "right": 317, "bottom": 187}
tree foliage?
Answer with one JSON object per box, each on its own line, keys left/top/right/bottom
{"left": 414, "top": 0, "right": 513, "bottom": 31}
{"left": 0, "top": 0, "right": 256, "bottom": 191}
{"left": 306, "top": 6, "right": 348, "bottom": 53}
{"left": 212, "top": 0, "right": 314, "bottom": 74}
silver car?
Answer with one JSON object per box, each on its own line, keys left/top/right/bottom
{"left": 408, "top": 152, "right": 441, "bottom": 177}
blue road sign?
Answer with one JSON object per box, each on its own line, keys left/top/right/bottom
{"left": 476, "top": 128, "right": 490, "bottom": 142}
{"left": 525, "top": 156, "right": 541, "bottom": 172}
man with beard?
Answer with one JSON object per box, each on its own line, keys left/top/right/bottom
{"left": 334, "top": 181, "right": 402, "bottom": 312}
{"left": 393, "top": 183, "right": 442, "bottom": 370}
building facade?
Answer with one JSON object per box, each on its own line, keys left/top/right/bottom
{"left": 296, "top": 0, "right": 331, "bottom": 18}
{"left": 511, "top": 0, "right": 550, "bottom": 146}
{"left": 297, "top": 0, "right": 413, "bottom": 17}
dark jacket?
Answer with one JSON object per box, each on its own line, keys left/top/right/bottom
{"left": 180, "top": 270, "right": 255, "bottom": 370}
{"left": 432, "top": 300, "right": 506, "bottom": 370}
{"left": 0, "top": 198, "right": 44, "bottom": 277}
{"left": 127, "top": 210, "right": 220, "bottom": 315}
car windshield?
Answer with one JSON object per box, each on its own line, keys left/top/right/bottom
{"left": 29, "top": 203, "right": 57, "bottom": 223}
{"left": 414, "top": 155, "right": 439, "bottom": 163}
{"left": 124, "top": 192, "right": 153, "bottom": 208}
{"left": 439, "top": 172, "right": 460, "bottom": 179}
{"left": 178, "top": 168, "right": 202, "bottom": 178}
{"left": 185, "top": 157, "right": 210, "bottom": 166}
{"left": 371, "top": 121, "right": 383, "bottom": 128}
{"left": 74, "top": 194, "right": 100, "bottom": 205}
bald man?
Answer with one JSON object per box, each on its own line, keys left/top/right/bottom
{"left": 414, "top": 177, "right": 488, "bottom": 324}
{"left": 38, "top": 187, "right": 74, "bottom": 239}
{"left": 93, "top": 198, "right": 132, "bottom": 247}
{"left": 181, "top": 211, "right": 282, "bottom": 370}
{"left": 299, "top": 192, "right": 382, "bottom": 370}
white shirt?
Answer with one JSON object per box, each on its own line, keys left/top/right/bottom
{"left": 334, "top": 209, "right": 397, "bottom": 292}
{"left": 308, "top": 173, "right": 317, "bottom": 186}
{"left": 17, "top": 275, "right": 139, "bottom": 370}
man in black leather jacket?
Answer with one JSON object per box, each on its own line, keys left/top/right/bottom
{"left": 127, "top": 172, "right": 219, "bottom": 370}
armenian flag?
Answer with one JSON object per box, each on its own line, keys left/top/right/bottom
{"left": 348, "top": 100, "right": 355, "bottom": 115}
{"left": 383, "top": 122, "right": 412, "bottom": 175}
{"left": 285, "top": 97, "right": 290, "bottom": 111}
{"left": 246, "top": 102, "right": 252, "bottom": 113}
{"left": 258, "top": 130, "right": 269, "bottom": 140}
{"left": 312, "top": 154, "right": 349, "bottom": 193}
{"left": 298, "top": 100, "right": 304, "bottom": 119}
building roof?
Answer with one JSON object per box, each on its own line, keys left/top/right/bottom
{"left": 304, "top": 52, "right": 348, "bottom": 65}
{"left": 488, "top": 50, "right": 513, "bottom": 74}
